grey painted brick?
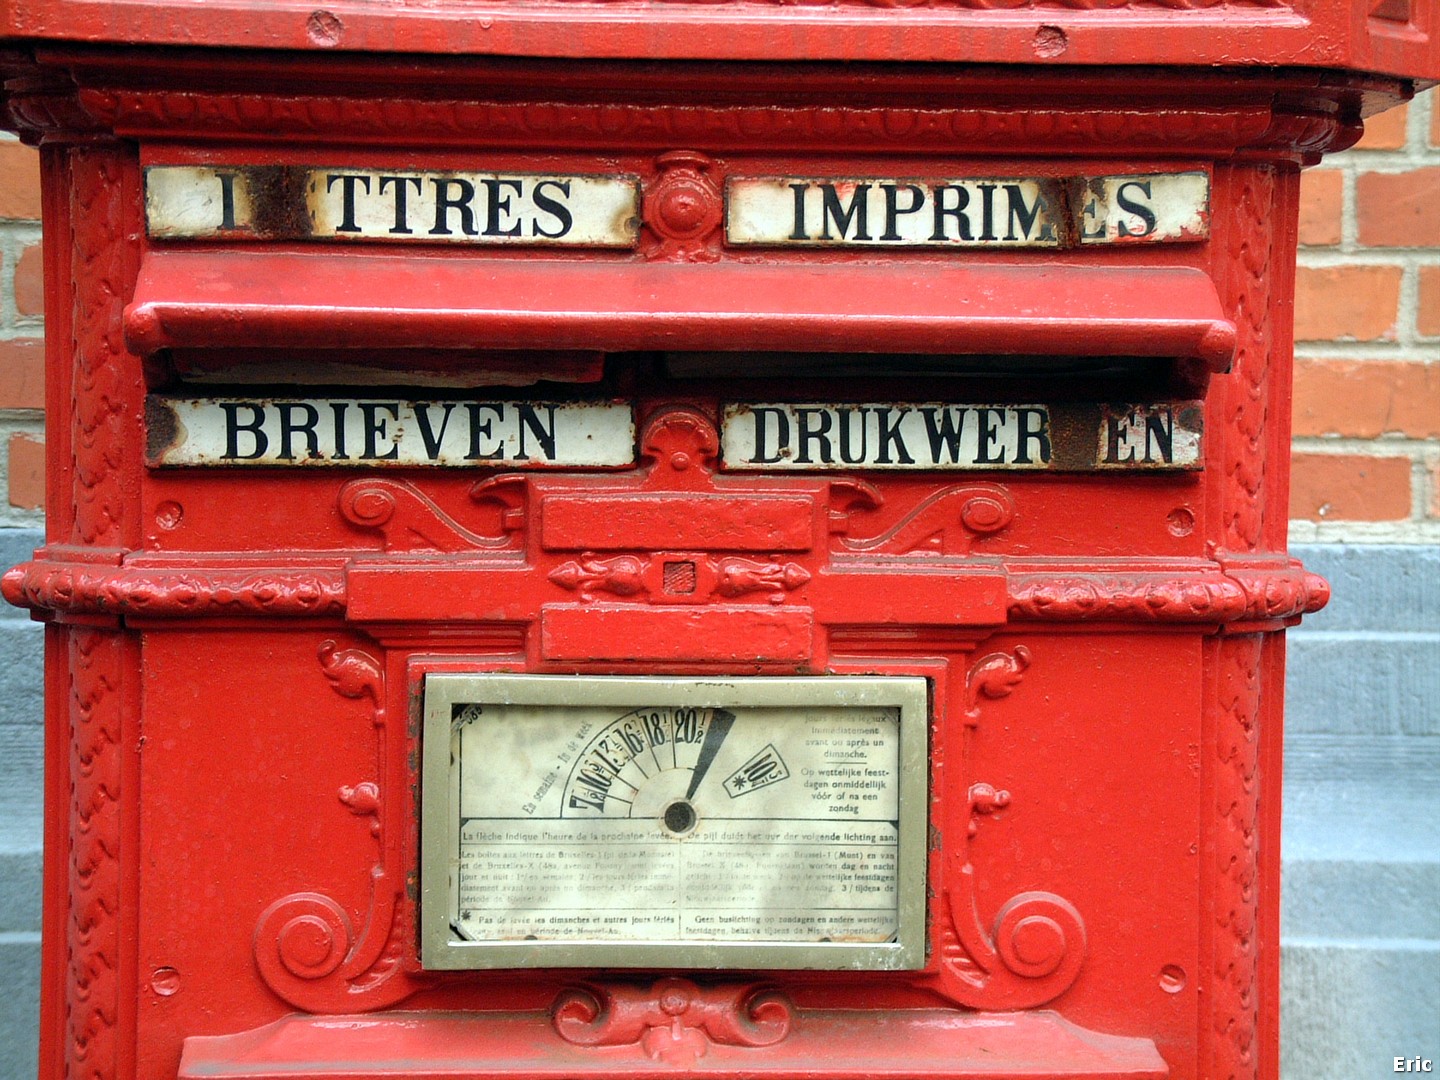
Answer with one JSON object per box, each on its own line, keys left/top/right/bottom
{"left": 0, "top": 529, "right": 40, "bottom": 625}
{"left": 1285, "top": 635, "right": 1440, "bottom": 736}
{"left": 1281, "top": 939, "right": 1440, "bottom": 1080}
{"left": 1283, "top": 859, "right": 1440, "bottom": 940}
{"left": 1291, "top": 544, "right": 1440, "bottom": 633}
{"left": 1286, "top": 734, "right": 1440, "bottom": 790}
{"left": 0, "top": 936, "right": 38, "bottom": 1080}
{"left": 0, "top": 621, "right": 43, "bottom": 727}
{"left": 0, "top": 723, "right": 41, "bottom": 854}
{"left": 0, "top": 854, "right": 39, "bottom": 934}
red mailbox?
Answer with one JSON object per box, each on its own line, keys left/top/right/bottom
{"left": 1, "top": 7, "right": 1435, "bottom": 1080}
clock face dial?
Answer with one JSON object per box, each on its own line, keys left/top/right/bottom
{"left": 430, "top": 678, "right": 924, "bottom": 965}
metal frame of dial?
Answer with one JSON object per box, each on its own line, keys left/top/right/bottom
{"left": 420, "top": 673, "right": 929, "bottom": 971}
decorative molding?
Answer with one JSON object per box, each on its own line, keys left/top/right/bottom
{"left": 642, "top": 151, "right": 723, "bottom": 261}
{"left": 1, "top": 560, "right": 347, "bottom": 618}
{"left": 67, "top": 628, "right": 124, "bottom": 1080}
{"left": 3, "top": 554, "right": 1328, "bottom": 625}
{"left": 73, "top": 87, "right": 1330, "bottom": 156}
{"left": 1210, "top": 635, "right": 1264, "bottom": 1080}
{"left": 1219, "top": 164, "right": 1275, "bottom": 553}
{"left": 1007, "top": 565, "right": 1327, "bottom": 623}
{"left": 553, "top": 979, "right": 791, "bottom": 1065}
{"left": 70, "top": 148, "right": 133, "bottom": 548}
{"left": 252, "top": 642, "right": 418, "bottom": 1012}
{"left": 548, "top": 553, "right": 810, "bottom": 604}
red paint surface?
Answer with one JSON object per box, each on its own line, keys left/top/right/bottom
{"left": 0, "top": 14, "right": 1416, "bottom": 1080}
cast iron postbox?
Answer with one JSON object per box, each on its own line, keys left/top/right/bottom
{"left": 2, "top": 7, "right": 1436, "bottom": 1080}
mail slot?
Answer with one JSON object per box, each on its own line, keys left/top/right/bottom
{"left": 1, "top": 8, "right": 1434, "bottom": 1080}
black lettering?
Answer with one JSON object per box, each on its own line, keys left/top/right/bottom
{"left": 276, "top": 402, "right": 320, "bottom": 461}
{"left": 465, "top": 403, "right": 506, "bottom": 461}
{"left": 216, "top": 172, "right": 239, "bottom": 231}
{"left": 568, "top": 792, "right": 606, "bottom": 813}
{"left": 931, "top": 185, "right": 973, "bottom": 241}
{"left": 1143, "top": 407, "right": 1174, "bottom": 463}
{"left": 978, "top": 184, "right": 998, "bottom": 242}
{"left": 1115, "top": 181, "right": 1158, "bottom": 238}
{"left": 330, "top": 402, "right": 350, "bottom": 459}
{"left": 515, "top": 404, "right": 557, "bottom": 461}
{"left": 750, "top": 408, "right": 790, "bottom": 465}
{"left": 378, "top": 176, "right": 422, "bottom": 235}
{"left": 221, "top": 403, "right": 268, "bottom": 460}
{"left": 1004, "top": 184, "right": 1047, "bottom": 242}
{"left": 531, "top": 180, "right": 573, "bottom": 238}
{"left": 881, "top": 183, "right": 924, "bottom": 241}
{"left": 873, "top": 407, "right": 915, "bottom": 465}
{"left": 620, "top": 723, "right": 646, "bottom": 756}
{"left": 578, "top": 762, "right": 615, "bottom": 791}
{"left": 795, "top": 408, "right": 834, "bottom": 464}
{"left": 974, "top": 407, "right": 1006, "bottom": 465}
{"left": 674, "top": 708, "right": 701, "bottom": 744}
{"left": 359, "top": 402, "right": 401, "bottom": 460}
{"left": 836, "top": 408, "right": 869, "bottom": 465}
{"left": 326, "top": 173, "right": 370, "bottom": 233}
{"left": 482, "top": 178, "right": 524, "bottom": 237}
{"left": 1081, "top": 197, "right": 1107, "bottom": 240}
{"left": 414, "top": 402, "right": 457, "bottom": 459}
{"left": 1105, "top": 411, "right": 1138, "bottom": 464}
{"left": 821, "top": 184, "right": 871, "bottom": 241}
{"left": 921, "top": 407, "right": 969, "bottom": 464}
{"left": 1014, "top": 407, "right": 1052, "bottom": 465}
{"left": 430, "top": 177, "right": 478, "bottom": 236}
{"left": 644, "top": 712, "right": 667, "bottom": 746}
{"left": 789, "top": 182, "right": 809, "bottom": 240}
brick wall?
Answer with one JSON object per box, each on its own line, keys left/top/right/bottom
{"left": 1293, "top": 91, "right": 1440, "bottom": 541}
{"left": 0, "top": 134, "right": 43, "bottom": 524}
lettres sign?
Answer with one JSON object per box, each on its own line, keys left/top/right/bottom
{"left": 144, "top": 165, "right": 1208, "bottom": 249}
{"left": 146, "top": 397, "right": 1202, "bottom": 471}
{"left": 144, "top": 166, "right": 641, "bottom": 247}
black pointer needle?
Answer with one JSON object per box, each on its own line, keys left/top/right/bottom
{"left": 685, "top": 708, "right": 736, "bottom": 801}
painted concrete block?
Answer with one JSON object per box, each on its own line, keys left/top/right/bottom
{"left": 1281, "top": 940, "right": 1440, "bottom": 1080}
{"left": 1291, "top": 544, "right": 1440, "bottom": 633}
{"left": 0, "top": 936, "right": 38, "bottom": 1080}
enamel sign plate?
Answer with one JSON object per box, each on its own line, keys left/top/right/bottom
{"left": 420, "top": 675, "right": 929, "bottom": 970}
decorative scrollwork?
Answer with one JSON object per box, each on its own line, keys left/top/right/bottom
{"left": 835, "top": 484, "right": 1015, "bottom": 556}
{"left": 715, "top": 557, "right": 811, "bottom": 603}
{"left": 963, "top": 646, "right": 1032, "bottom": 725}
{"left": 553, "top": 979, "right": 792, "bottom": 1065}
{"left": 549, "top": 555, "right": 647, "bottom": 601}
{"left": 253, "top": 641, "right": 418, "bottom": 1012}
{"left": 340, "top": 478, "right": 514, "bottom": 552}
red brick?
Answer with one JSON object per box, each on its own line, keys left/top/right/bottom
{"left": 13, "top": 244, "right": 42, "bottom": 317}
{"left": 1356, "top": 167, "right": 1440, "bottom": 247}
{"left": 0, "top": 143, "right": 41, "bottom": 220}
{"left": 1293, "top": 265, "right": 1402, "bottom": 342}
{"left": 0, "top": 338, "right": 44, "bottom": 410}
{"left": 1289, "top": 453, "right": 1411, "bottom": 521}
{"left": 1431, "top": 462, "right": 1440, "bottom": 519}
{"left": 1292, "top": 359, "right": 1440, "bottom": 439}
{"left": 1355, "top": 104, "right": 1408, "bottom": 150}
{"left": 1298, "top": 169, "right": 1343, "bottom": 246}
{"left": 1432, "top": 98, "right": 1440, "bottom": 148}
{"left": 7, "top": 433, "right": 43, "bottom": 511}
{"left": 1420, "top": 265, "right": 1440, "bottom": 337}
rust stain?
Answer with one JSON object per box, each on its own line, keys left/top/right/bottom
{"left": 144, "top": 396, "right": 180, "bottom": 463}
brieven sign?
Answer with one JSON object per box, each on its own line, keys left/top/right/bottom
{"left": 147, "top": 397, "right": 1202, "bottom": 471}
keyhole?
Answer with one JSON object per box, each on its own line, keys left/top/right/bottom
{"left": 662, "top": 800, "right": 697, "bottom": 835}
